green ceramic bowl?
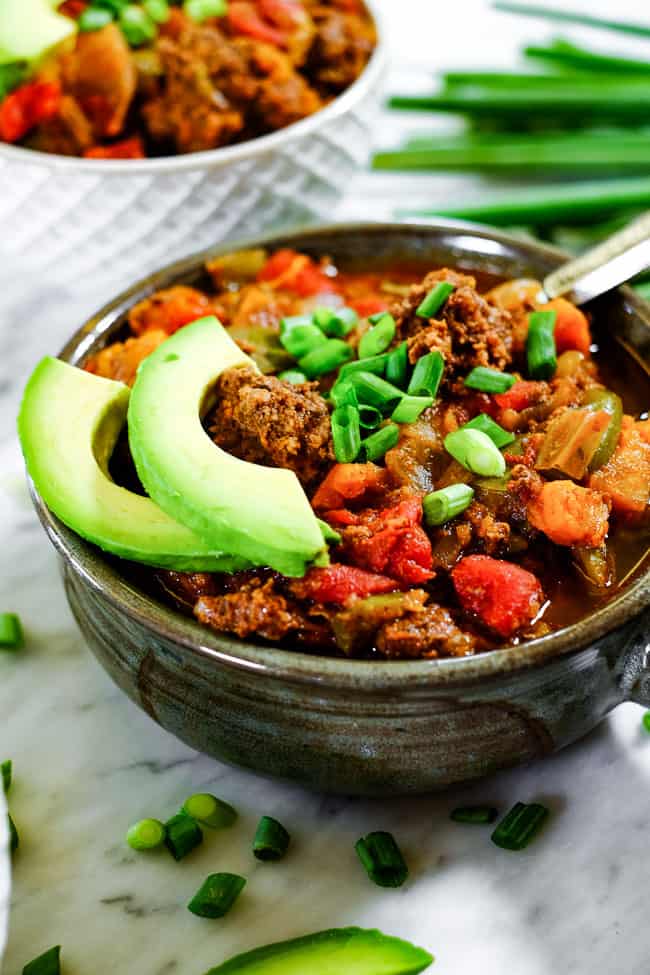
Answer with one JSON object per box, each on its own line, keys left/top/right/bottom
{"left": 29, "top": 223, "right": 650, "bottom": 795}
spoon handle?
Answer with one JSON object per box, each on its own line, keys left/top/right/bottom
{"left": 542, "top": 210, "right": 650, "bottom": 305}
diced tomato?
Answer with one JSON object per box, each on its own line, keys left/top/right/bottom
{"left": 228, "top": 2, "right": 286, "bottom": 46}
{"left": 258, "top": 0, "right": 305, "bottom": 28}
{"left": 128, "top": 286, "right": 220, "bottom": 336}
{"left": 257, "top": 248, "right": 335, "bottom": 296}
{"left": 452, "top": 554, "right": 544, "bottom": 638}
{"left": 0, "top": 80, "right": 61, "bottom": 143}
{"left": 588, "top": 425, "right": 650, "bottom": 517}
{"left": 389, "top": 528, "right": 436, "bottom": 584}
{"left": 257, "top": 249, "right": 297, "bottom": 281}
{"left": 311, "top": 463, "right": 391, "bottom": 511}
{"left": 345, "top": 496, "right": 435, "bottom": 586}
{"left": 349, "top": 296, "right": 388, "bottom": 319}
{"left": 528, "top": 480, "right": 610, "bottom": 546}
{"left": 83, "top": 135, "right": 145, "bottom": 159}
{"left": 291, "top": 263, "right": 336, "bottom": 297}
{"left": 322, "top": 509, "right": 360, "bottom": 527}
{"left": 540, "top": 298, "right": 592, "bottom": 356}
{"left": 494, "top": 380, "right": 546, "bottom": 412}
{"left": 290, "top": 564, "right": 398, "bottom": 603}
{"left": 59, "top": 0, "right": 88, "bottom": 16}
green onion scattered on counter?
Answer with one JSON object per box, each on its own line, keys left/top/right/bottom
{"left": 188, "top": 873, "right": 246, "bottom": 919}
{"left": 331, "top": 405, "right": 361, "bottom": 463}
{"left": 465, "top": 367, "right": 516, "bottom": 394}
{"left": 164, "top": 812, "right": 203, "bottom": 861}
{"left": 450, "top": 805, "right": 499, "bottom": 824}
{"left": 280, "top": 324, "right": 326, "bottom": 359}
{"left": 8, "top": 813, "right": 18, "bottom": 854}
{"left": 385, "top": 341, "right": 409, "bottom": 388}
{"left": 445, "top": 429, "right": 506, "bottom": 478}
{"left": 464, "top": 413, "right": 516, "bottom": 448}
{"left": 391, "top": 394, "right": 433, "bottom": 424}
{"left": 22, "top": 946, "right": 61, "bottom": 975}
{"left": 643, "top": 711, "right": 650, "bottom": 733}
{"left": 299, "top": 340, "right": 353, "bottom": 379}
{"left": 184, "top": 0, "right": 228, "bottom": 22}
{"left": 423, "top": 484, "right": 475, "bottom": 526}
{"left": 126, "top": 818, "right": 166, "bottom": 851}
{"left": 182, "top": 793, "right": 237, "bottom": 829}
{"left": 492, "top": 2, "right": 650, "bottom": 40}
{"left": 253, "top": 816, "right": 290, "bottom": 861}
{"left": 491, "top": 801, "right": 550, "bottom": 850}
{"left": 527, "top": 310, "right": 557, "bottom": 380}
{"left": 0, "top": 613, "right": 23, "bottom": 650}
{"left": 407, "top": 351, "right": 444, "bottom": 398}
{"left": 524, "top": 39, "right": 650, "bottom": 76}
{"left": 277, "top": 369, "right": 308, "bottom": 385}
{"left": 361, "top": 423, "right": 400, "bottom": 461}
{"left": 1, "top": 759, "right": 12, "bottom": 795}
{"left": 416, "top": 282, "right": 455, "bottom": 318}
{"left": 355, "top": 831, "right": 408, "bottom": 888}
{"left": 358, "top": 314, "right": 396, "bottom": 359}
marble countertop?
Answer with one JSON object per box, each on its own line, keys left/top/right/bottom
{"left": 2, "top": 2, "right": 650, "bottom": 973}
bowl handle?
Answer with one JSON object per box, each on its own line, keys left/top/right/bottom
{"left": 617, "top": 607, "right": 650, "bottom": 706}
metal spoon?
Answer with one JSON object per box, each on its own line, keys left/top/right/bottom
{"left": 542, "top": 210, "right": 650, "bottom": 305}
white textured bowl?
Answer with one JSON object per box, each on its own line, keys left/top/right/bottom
{"left": 0, "top": 790, "right": 9, "bottom": 970}
{"left": 0, "top": 3, "right": 385, "bottom": 292}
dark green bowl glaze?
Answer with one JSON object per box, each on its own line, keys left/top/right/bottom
{"left": 31, "top": 223, "right": 650, "bottom": 795}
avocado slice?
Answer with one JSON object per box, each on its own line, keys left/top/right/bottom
{"left": 127, "top": 317, "right": 328, "bottom": 577}
{"left": 17, "top": 357, "right": 250, "bottom": 572}
{"left": 202, "top": 927, "right": 433, "bottom": 975}
{"left": 0, "top": 0, "right": 77, "bottom": 66}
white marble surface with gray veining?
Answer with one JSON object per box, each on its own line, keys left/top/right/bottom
{"left": 2, "top": 2, "right": 650, "bottom": 973}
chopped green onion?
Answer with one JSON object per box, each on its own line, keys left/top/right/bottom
{"left": 313, "top": 306, "right": 358, "bottom": 337}
{"left": 182, "top": 794, "right": 237, "bottom": 829}
{"left": 423, "top": 484, "right": 475, "bottom": 526}
{"left": 407, "top": 351, "right": 444, "bottom": 398}
{"left": 184, "top": 0, "right": 228, "bottom": 21}
{"left": 358, "top": 404, "right": 383, "bottom": 430}
{"left": 318, "top": 519, "right": 342, "bottom": 545}
{"left": 527, "top": 310, "right": 557, "bottom": 380}
{"left": 450, "top": 805, "right": 498, "bottom": 824}
{"left": 119, "top": 4, "right": 157, "bottom": 45}
{"left": 349, "top": 371, "right": 405, "bottom": 411}
{"left": 280, "top": 313, "right": 313, "bottom": 333}
{"left": 331, "top": 405, "right": 361, "bottom": 463}
{"left": 368, "top": 310, "right": 389, "bottom": 324}
{"left": 361, "top": 423, "right": 400, "bottom": 461}
{"left": 2, "top": 760, "right": 12, "bottom": 795}
{"left": 22, "top": 946, "right": 61, "bottom": 975}
{"left": 355, "top": 831, "right": 408, "bottom": 888}
{"left": 491, "top": 801, "right": 550, "bottom": 851}
{"left": 337, "top": 354, "right": 389, "bottom": 383}
{"left": 0, "top": 613, "right": 23, "bottom": 650}
{"left": 391, "top": 394, "right": 433, "bottom": 424}
{"left": 330, "top": 380, "right": 358, "bottom": 410}
{"left": 358, "top": 314, "right": 396, "bottom": 359}
{"left": 79, "top": 7, "right": 115, "bottom": 30}
{"left": 9, "top": 813, "right": 18, "bottom": 854}
{"left": 643, "top": 711, "right": 650, "bottom": 733}
{"left": 164, "top": 812, "right": 203, "bottom": 861}
{"left": 253, "top": 815, "right": 290, "bottom": 861}
{"left": 126, "top": 818, "right": 166, "bottom": 851}
{"left": 464, "top": 413, "right": 516, "bottom": 448}
{"left": 299, "top": 339, "right": 353, "bottom": 378}
{"left": 464, "top": 367, "right": 516, "bottom": 394}
{"left": 280, "top": 324, "right": 327, "bottom": 359}
{"left": 143, "top": 0, "right": 170, "bottom": 23}
{"left": 93, "top": 0, "right": 128, "bottom": 11}
{"left": 188, "top": 873, "right": 246, "bottom": 918}
{"left": 384, "top": 340, "right": 409, "bottom": 388}
{"left": 277, "top": 369, "right": 308, "bottom": 385}
{"left": 416, "top": 282, "right": 455, "bottom": 318}
{"left": 444, "top": 428, "right": 506, "bottom": 477}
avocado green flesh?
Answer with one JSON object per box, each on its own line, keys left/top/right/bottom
{"left": 17, "top": 357, "right": 250, "bottom": 572}
{"left": 0, "top": 0, "right": 77, "bottom": 66}
{"left": 128, "top": 317, "right": 328, "bottom": 578}
{"left": 203, "top": 927, "right": 434, "bottom": 975}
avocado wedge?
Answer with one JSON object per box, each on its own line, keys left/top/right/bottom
{"left": 128, "top": 317, "right": 328, "bottom": 577}
{"left": 0, "top": 0, "right": 77, "bottom": 66}
{"left": 202, "top": 927, "right": 433, "bottom": 975}
{"left": 17, "top": 357, "right": 250, "bottom": 572}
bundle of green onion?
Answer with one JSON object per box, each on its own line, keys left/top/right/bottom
{"left": 375, "top": 2, "right": 650, "bottom": 291}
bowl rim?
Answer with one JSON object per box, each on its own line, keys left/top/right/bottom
{"left": 31, "top": 220, "right": 650, "bottom": 692}
{"left": 0, "top": 0, "right": 387, "bottom": 176}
